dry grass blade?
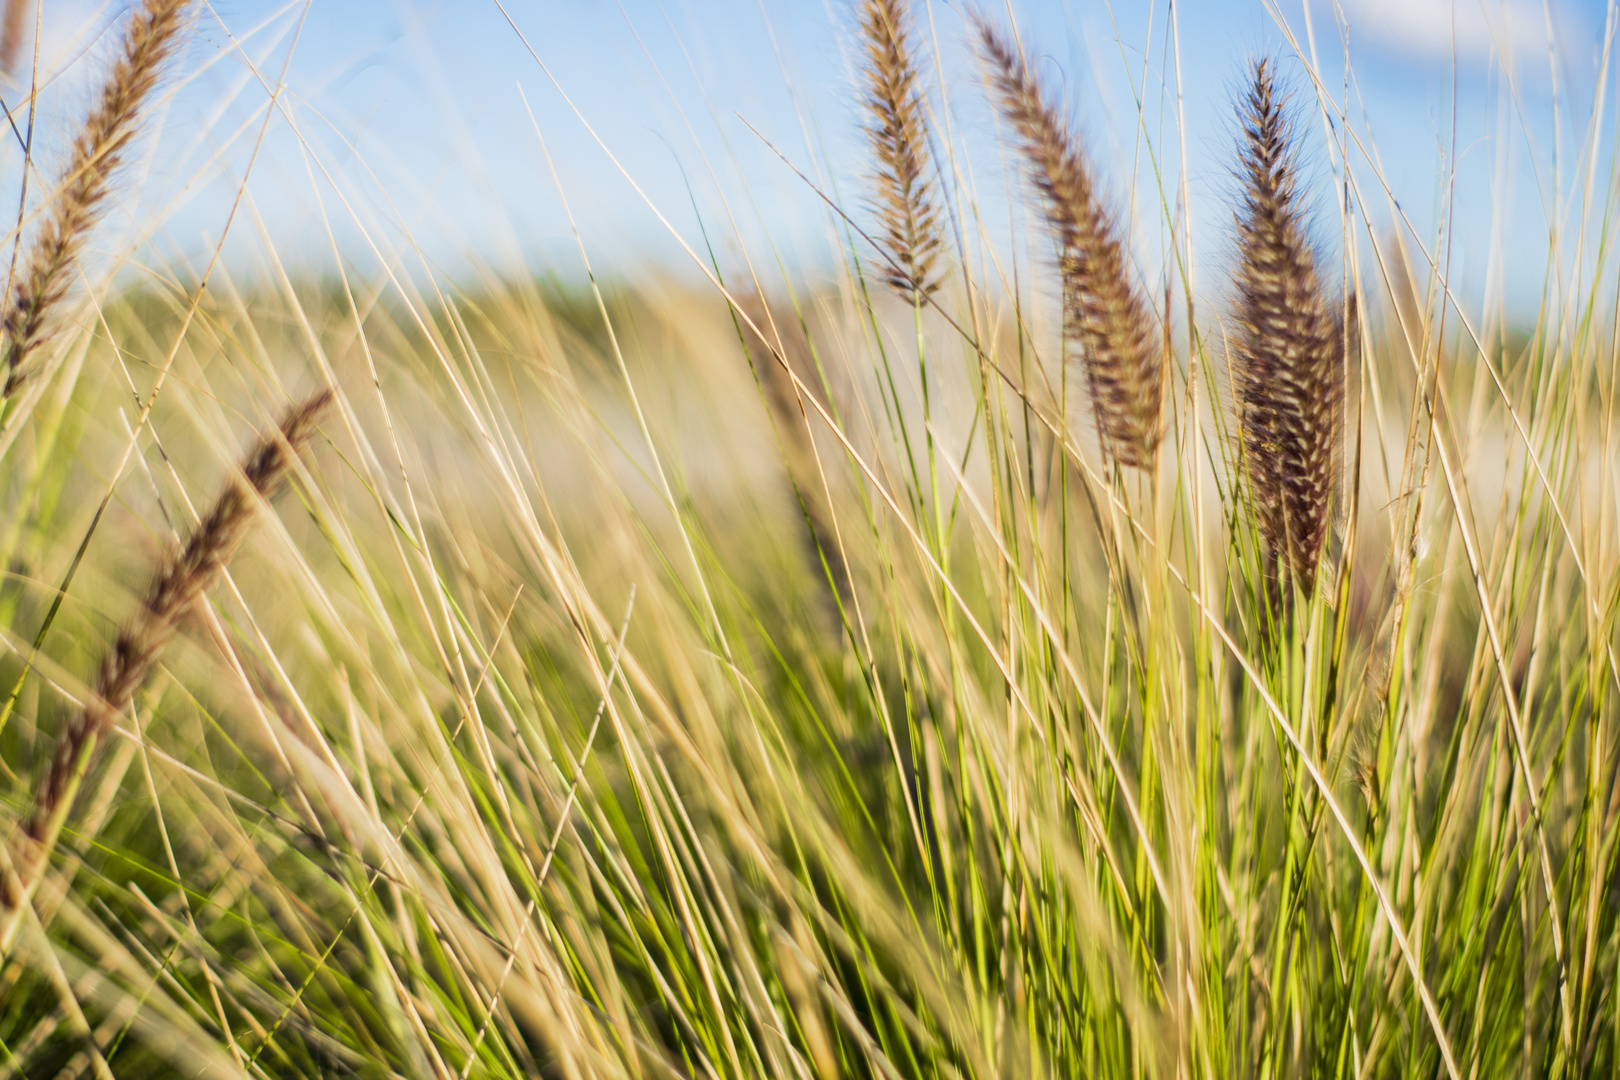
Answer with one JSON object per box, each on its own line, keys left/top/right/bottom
{"left": 859, "top": 0, "right": 944, "bottom": 300}
{"left": 0, "top": 388, "right": 332, "bottom": 955}
{"left": 1232, "top": 57, "right": 1344, "bottom": 596}
{"left": 970, "top": 10, "right": 1161, "bottom": 469}
{"left": 2, "top": 0, "right": 191, "bottom": 398}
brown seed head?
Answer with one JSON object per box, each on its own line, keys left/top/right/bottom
{"left": 3, "top": 0, "right": 192, "bottom": 397}
{"left": 0, "top": 0, "right": 32, "bottom": 76}
{"left": 860, "top": 0, "right": 944, "bottom": 300}
{"left": 27, "top": 389, "right": 332, "bottom": 837}
{"left": 971, "top": 11, "right": 1162, "bottom": 469}
{"left": 1232, "top": 58, "right": 1345, "bottom": 595}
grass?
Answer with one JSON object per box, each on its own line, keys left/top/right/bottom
{"left": 0, "top": 1, "right": 1612, "bottom": 1077}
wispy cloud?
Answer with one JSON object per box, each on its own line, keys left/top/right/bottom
{"left": 1335, "top": 0, "right": 1566, "bottom": 64}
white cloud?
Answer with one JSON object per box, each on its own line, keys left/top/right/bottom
{"left": 1336, "top": 0, "right": 1564, "bottom": 64}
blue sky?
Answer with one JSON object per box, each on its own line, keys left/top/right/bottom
{"left": 6, "top": 0, "right": 1614, "bottom": 309}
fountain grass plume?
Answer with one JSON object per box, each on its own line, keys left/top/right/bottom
{"left": 970, "top": 10, "right": 1162, "bottom": 470}
{"left": 1232, "top": 58, "right": 1345, "bottom": 596}
{"left": 3, "top": 0, "right": 192, "bottom": 398}
{"left": 859, "top": 0, "right": 945, "bottom": 301}
{"left": 0, "top": 388, "right": 332, "bottom": 955}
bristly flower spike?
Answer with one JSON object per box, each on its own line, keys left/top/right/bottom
{"left": 1232, "top": 57, "right": 1346, "bottom": 596}
{"left": 0, "top": 389, "right": 332, "bottom": 956}
{"left": 859, "top": 0, "right": 945, "bottom": 301}
{"left": 971, "top": 10, "right": 1163, "bottom": 469}
{"left": 3, "top": 0, "right": 192, "bottom": 398}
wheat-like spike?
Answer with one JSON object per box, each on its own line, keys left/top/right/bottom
{"left": 2, "top": 0, "right": 191, "bottom": 398}
{"left": 1233, "top": 58, "right": 1344, "bottom": 596}
{"left": 971, "top": 12, "right": 1161, "bottom": 469}
{"left": 0, "top": 389, "right": 332, "bottom": 954}
{"left": 860, "top": 0, "right": 944, "bottom": 300}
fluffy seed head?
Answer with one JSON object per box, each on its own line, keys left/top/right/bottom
{"left": 971, "top": 11, "right": 1162, "bottom": 469}
{"left": 3, "top": 0, "right": 192, "bottom": 397}
{"left": 1232, "top": 58, "right": 1345, "bottom": 595}
{"left": 860, "top": 0, "right": 944, "bottom": 300}
{"left": 27, "top": 389, "right": 332, "bottom": 839}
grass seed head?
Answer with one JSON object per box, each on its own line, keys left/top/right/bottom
{"left": 20, "top": 389, "right": 331, "bottom": 875}
{"left": 0, "top": 0, "right": 31, "bottom": 75}
{"left": 971, "top": 10, "right": 1162, "bottom": 469}
{"left": 736, "top": 296, "right": 853, "bottom": 627}
{"left": 3, "top": 0, "right": 192, "bottom": 398}
{"left": 860, "top": 0, "right": 945, "bottom": 301}
{"left": 1232, "top": 57, "right": 1344, "bottom": 595}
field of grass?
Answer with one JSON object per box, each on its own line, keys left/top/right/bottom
{"left": 0, "top": 0, "right": 1613, "bottom": 1077}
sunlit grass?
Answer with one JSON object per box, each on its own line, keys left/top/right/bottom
{"left": 0, "top": 2, "right": 1612, "bottom": 1078}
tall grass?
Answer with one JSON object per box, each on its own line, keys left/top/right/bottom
{"left": 0, "top": 2, "right": 1613, "bottom": 1078}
